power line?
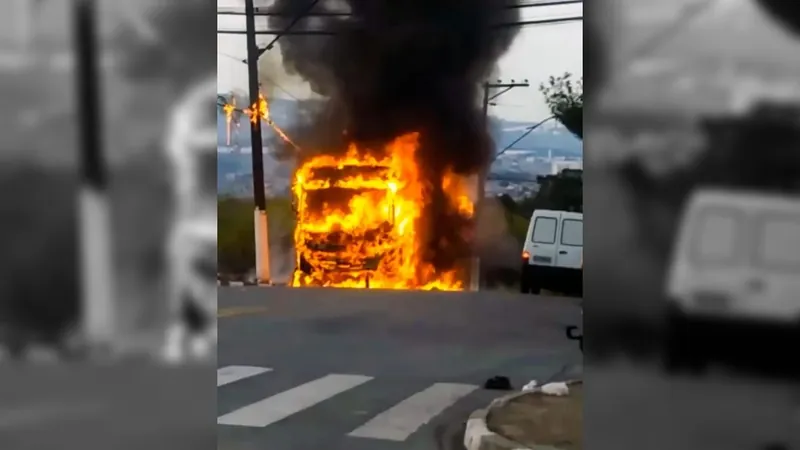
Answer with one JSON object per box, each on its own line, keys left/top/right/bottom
{"left": 494, "top": 116, "right": 557, "bottom": 161}
{"left": 258, "top": 0, "right": 321, "bottom": 58}
{"left": 217, "top": 16, "right": 582, "bottom": 35}
{"left": 217, "top": 1, "right": 582, "bottom": 16}
{"left": 217, "top": 52, "right": 302, "bottom": 101}
{"left": 622, "top": 0, "right": 719, "bottom": 66}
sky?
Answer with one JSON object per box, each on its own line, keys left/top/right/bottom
{"left": 217, "top": 0, "right": 583, "bottom": 122}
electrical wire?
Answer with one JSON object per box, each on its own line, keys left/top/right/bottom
{"left": 217, "top": 52, "right": 301, "bottom": 101}
{"left": 217, "top": 16, "right": 582, "bottom": 35}
{"left": 622, "top": 0, "right": 720, "bottom": 66}
{"left": 216, "top": 0, "right": 582, "bottom": 16}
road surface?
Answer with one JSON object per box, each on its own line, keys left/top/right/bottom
{"left": 0, "top": 364, "right": 215, "bottom": 450}
{"left": 590, "top": 361, "right": 800, "bottom": 450}
{"left": 217, "top": 286, "right": 582, "bottom": 450}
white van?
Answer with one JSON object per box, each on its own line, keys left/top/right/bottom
{"left": 663, "top": 189, "right": 800, "bottom": 370}
{"left": 520, "top": 210, "right": 583, "bottom": 296}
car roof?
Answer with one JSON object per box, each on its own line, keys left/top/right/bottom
{"left": 532, "top": 209, "right": 583, "bottom": 218}
{"left": 687, "top": 189, "right": 800, "bottom": 212}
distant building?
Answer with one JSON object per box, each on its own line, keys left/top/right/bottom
{"left": 550, "top": 159, "right": 583, "bottom": 175}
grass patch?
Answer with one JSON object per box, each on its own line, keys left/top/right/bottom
{"left": 218, "top": 196, "right": 295, "bottom": 274}
{"left": 488, "top": 383, "right": 583, "bottom": 450}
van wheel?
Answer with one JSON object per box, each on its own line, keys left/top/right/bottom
{"left": 663, "top": 308, "right": 707, "bottom": 375}
{"left": 519, "top": 275, "right": 531, "bottom": 294}
{"left": 530, "top": 285, "right": 541, "bottom": 295}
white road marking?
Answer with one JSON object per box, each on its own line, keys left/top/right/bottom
{"left": 217, "top": 366, "right": 272, "bottom": 387}
{"left": 217, "top": 374, "right": 373, "bottom": 427}
{"left": 348, "top": 382, "right": 478, "bottom": 441}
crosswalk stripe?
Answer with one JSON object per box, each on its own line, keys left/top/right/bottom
{"left": 217, "top": 374, "right": 373, "bottom": 427}
{"left": 217, "top": 366, "right": 272, "bottom": 387}
{"left": 347, "top": 382, "right": 478, "bottom": 441}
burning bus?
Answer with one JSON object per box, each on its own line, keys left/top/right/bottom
{"left": 292, "top": 163, "right": 399, "bottom": 287}
{"left": 290, "top": 133, "right": 473, "bottom": 291}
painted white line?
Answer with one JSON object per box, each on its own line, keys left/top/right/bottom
{"left": 217, "top": 374, "right": 373, "bottom": 427}
{"left": 348, "top": 382, "right": 478, "bottom": 441}
{"left": 217, "top": 366, "right": 272, "bottom": 387}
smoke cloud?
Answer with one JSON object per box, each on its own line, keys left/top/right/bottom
{"left": 269, "top": 0, "right": 523, "bottom": 272}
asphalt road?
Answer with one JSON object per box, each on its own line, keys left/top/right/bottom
{"left": 217, "top": 287, "right": 582, "bottom": 450}
{"left": 0, "top": 364, "right": 215, "bottom": 450}
{"left": 590, "top": 361, "right": 800, "bottom": 450}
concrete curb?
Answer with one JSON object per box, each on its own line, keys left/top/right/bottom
{"left": 218, "top": 279, "right": 291, "bottom": 287}
{"left": 463, "top": 380, "right": 582, "bottom": 450}
{"left": 218, "top": 281, "right": 281, "bottom": 287}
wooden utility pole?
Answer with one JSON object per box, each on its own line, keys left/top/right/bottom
{"left": 245, "top": 0, "right": 270, "bottom": 284}
{"left": 470, "top": 80, "right": 529, "bottom": 292}
{"left": 73, "top": 0, "right": 115, "bottom": 349}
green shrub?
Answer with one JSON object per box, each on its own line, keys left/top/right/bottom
{"left": 218, "top": 196, "right": 295, "bottom": 275}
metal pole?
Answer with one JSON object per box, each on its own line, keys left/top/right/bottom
{"left": 471, "top": 81, "right": 528, "bottom": 291}
{"left": 245, "top": 0, "right": 270, "bottom": 284}
{"left": 246, "top": 0, "right": 266, "bottom": 212}
{"left": 75, "top": 0, "right": 104, "bottom": 190}
{"left": 73, "top": 0, "right": 114, "bottom": 349}
{"left": 470, "top": 83, "right": 491, "bottom": 292}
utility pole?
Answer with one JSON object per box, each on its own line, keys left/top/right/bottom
{"left": 73, "top": 0, "right": 115, "bottom": 350}
{"left": 245, "top": 0, "right": 271, "bottom": 284}
{"left": 471, "top": 79, "right": 529, "bottom": 292}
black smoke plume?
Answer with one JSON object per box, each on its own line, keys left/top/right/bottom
{"left": 270, "top": 0, "right": 523, "bottom": 273}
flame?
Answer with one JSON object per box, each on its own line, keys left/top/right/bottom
{"left": 291, "top": 132, "right": 474, "bottom": 291}
{"left": 237, "top": 93, "right": 302, "bottom": 151}
{"left": 223, "top": 99, "right": 236, "bottom": 146}
{"left": 250, "top": 93, "right": 268, "bottom": 124}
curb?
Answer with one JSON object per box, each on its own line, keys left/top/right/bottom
{"left": 217, "top": 281, "right": 280, "bottom": 287}
{"left": 218, "top": 280, "right": 290, "bottom": 287}
{"left": 463, "top": 380, "right": 581, "bottom": 450}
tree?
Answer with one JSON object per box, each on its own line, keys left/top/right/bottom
{"left": 522, "top": 169, "right": 583, "bottom": 215}
{"left": 540, "top": 73, "right": 583, "bottom": 139}
{"left": 218, "top": 196, "right": 296, "bottom": 277}
{"left": 617, "top": 101, "right": 800, "bottom": 259}
{"left": 218, "top": 197, "right": 256, "bottom": 276}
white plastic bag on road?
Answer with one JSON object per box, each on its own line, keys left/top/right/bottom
{"left": 541, "top": 381, "right": 569, "bottom": 396}
{"left": 522, "top": 380, "right": 538, "bottom": 392}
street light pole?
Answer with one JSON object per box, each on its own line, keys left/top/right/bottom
{"left": 73, "top": 0, "right": 114, "bottom": 350}
{"left": 470, "top": 80, "right": 529, "bottom": 292}
{"left": 245, "top": 0, "right": 271, "bottom": 284}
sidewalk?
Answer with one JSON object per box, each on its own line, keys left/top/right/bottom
{"left": 464, "top": 380, "right": 582, "bottom": 450}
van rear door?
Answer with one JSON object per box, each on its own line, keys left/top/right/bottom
{"left": 528, "top": 211, "right": 560, "bottom": 266}
{"left": 683, "top": 206, "right": 750, "bottom": 315}
{"left": 555, "top": 214, "right": 582, "bottom": 269}
{"left": 749, "top": 212, "right": 800, "bottom": 320}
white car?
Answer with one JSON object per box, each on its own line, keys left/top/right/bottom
{"left": 520, "top": 209, "right": 583, "bottom": 296}
{"left": 663, "top": 188, "right": 800, "bottom": 371}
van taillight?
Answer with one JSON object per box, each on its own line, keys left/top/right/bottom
{"left": 522, "top": 250, "right": 530, "bottom": 259}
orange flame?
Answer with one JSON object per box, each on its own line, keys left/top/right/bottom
{"left": 240, "top": 92, "right": 301, "bottom": 151}
{"left": 223, "top": 99, "right": 236, "bottom": 146}
{"left": 291, "top": 132, "right": 473, "bottom": 290}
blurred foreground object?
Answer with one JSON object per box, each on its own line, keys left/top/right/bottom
{"left": 162, "top": 76, "right": 217, "bottom": 363}
{"left": 74, "top": 0, "right": 115, "bottom": 352}
{"left": 663, "top": 188, "right": 800, "bottom": 374}
{"left": 755, "top": 0, "right": 800, "bottom": 36}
